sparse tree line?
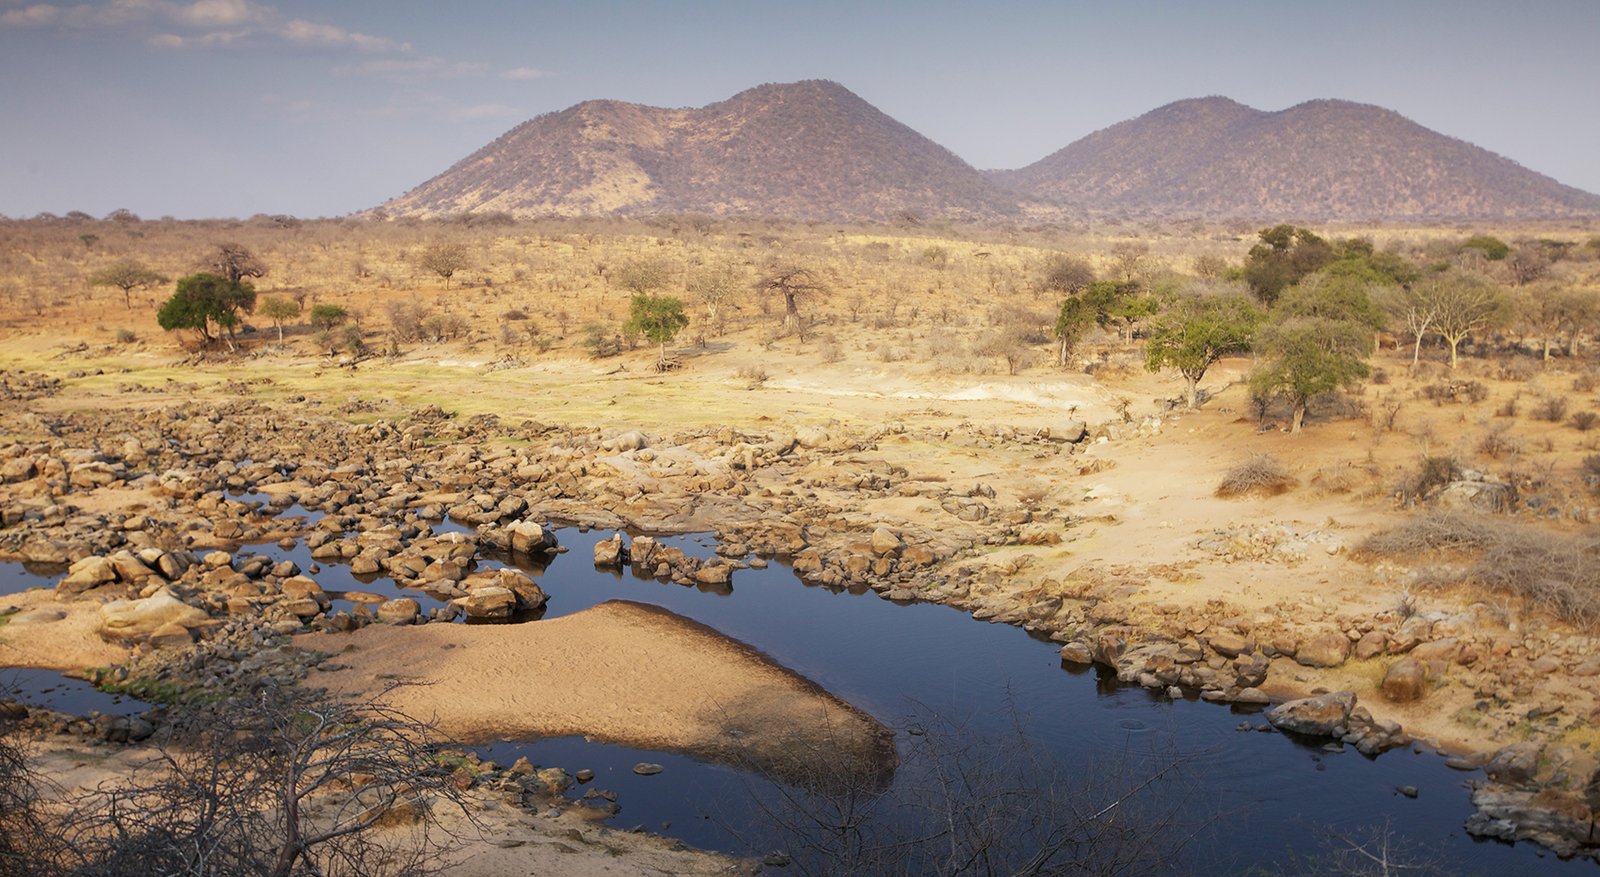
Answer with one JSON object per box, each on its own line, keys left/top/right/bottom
{"left": 8, "top": 213, "right": 1600, "bottom": 435}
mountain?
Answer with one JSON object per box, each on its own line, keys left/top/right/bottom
{"left": 376, "top": 80, "right": 1020, "bottom": 222}
{"left": 989, "top": 97, "right": 1600, "bottom": 221}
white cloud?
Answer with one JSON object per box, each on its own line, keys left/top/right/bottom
{"left": 5, "top": 0, "right": 417, "bottom": 59}
{"left": 0, "top": 3, "right": 61, "bottom": 25}
{"left": 499, "top": 66, "right": 548, "bottom": 81}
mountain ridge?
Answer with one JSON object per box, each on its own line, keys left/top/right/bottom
{"left": 375, "top": 83, "right": 1600, "bottom": 223}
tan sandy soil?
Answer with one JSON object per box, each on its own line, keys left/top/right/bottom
{"left": 298, "top": 599, "right": 894, "bottom": 784}
{"left": 0, "top": 588, "right": 129, "bottom": 670}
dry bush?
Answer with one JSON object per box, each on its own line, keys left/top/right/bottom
{"left": 1359, "top": 511, "right": 1600, "bottom": 629}
{"left": 1215, "top": 454, "right": 1295, "bottom": 498}
{"left": 1394, "top": 455, "right": 1459, "bottom": 504}
{"left": 1419, "top": 380, "right": 1488, "bottom": 405}
{"left": 1570, "top": 411, "right": 1599, "bottom": 432}
{"left": 1532, "top": 395, "right": 1569, "bottom": 422}
{"left": 1310, "top": 460, "right": 1366, "bottom": 495}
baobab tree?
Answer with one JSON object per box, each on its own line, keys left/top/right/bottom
{"left": 757, "top": 266, "right": 826, "bottom": 336}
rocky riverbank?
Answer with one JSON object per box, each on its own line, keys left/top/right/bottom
{"left": 2, "top": 396, "right": 1598, "bottom": 861}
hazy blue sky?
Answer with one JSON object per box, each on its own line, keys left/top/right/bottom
{"left": 3, "top": 0, "right": 1597, "bottom": 218}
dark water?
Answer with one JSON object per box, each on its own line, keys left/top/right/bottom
{"left": 0, "top": 667, "right": 149, "bottom": 717}
{"left": 1, "top": 518, "right": 1587, "bottom": 872}
{"left": 0, "top": 560, "right": 62, "bottom": 598}
{"left": 470, "top": 528, "right": 1584, "bottom": 875}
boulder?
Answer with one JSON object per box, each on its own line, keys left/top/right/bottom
{"left": 147, "top": 622, "right": 195, "bottom": 650}
{"left": 1265, "top": 690, "right": 1357, "bottom": 737}
{"left": 1294, "top": 632, "right": 1351, "bottom": 668}
{"left": 693, "top": 564, "right": 732, "bottom": 586}
{"left": 98, "top": 590, "right": 210, "bottom": 643}
{"left": 629, "top": 535, "right": 658, "bottom": 568}
{"left": 58, "top": 555, "right": 118, "bottom": 593}
{"left": 1207, "top": 631, "right": 1251, "bottom": 658}
{"left": 1437, "top": 480, "right": 1512, "bottom": 512}
{"left": 1485, "top": 742, "right": 1543, "bottom": 788}
{"left": 1380, "top": 658, "right": 1429, "bottom": 703}
{"left": 870, "top": 527, "right": 903, "bottom": 556}
{"left": 505, "top": 519, "right": 558, "bottom": 554}
{"left": 452, "top": 587, "right": 517, "bottom": 620}
{"left": 377, "top": 598, "right": 421, "bottom": 625}
{"left": 593, "top": 534, "right": 626, "bottom": 568}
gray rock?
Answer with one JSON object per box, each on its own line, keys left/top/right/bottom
{"left": 1265, "top": 690, "right": 1357, "bottom": 737}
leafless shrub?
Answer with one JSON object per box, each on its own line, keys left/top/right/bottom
{"left": 1476, "top": 424, "right": 1520, "bottom": 459}
{"left": 1495, "top": 394, "right": 1519, "bottom": 418}
{"left": 1419, "top": 381, "right": 1488, "bottom": 405}
{"left": 1216, "top": 454, "right": 1296, "bottom": 498}
{"left": 1531, "top": 395, "right": 1569, "bottom": 422}
{"left": 1570, "top": 411, "right": 1598, "bottom": 432}
{"left": 736, "top": 365, "right": 769, "bottom": 388}
{"left": 1573, "top": 371, "right": 1598, "bottom": 394}
{"left": 1359, "top": 511, "right": 1600, "bottom": 629}
{"left": 1496, "top": 357, "right": 1539, "bottom": 383}
{"left": 1394, "top": 456, "right": 1459, "bottom": 505}
{"left": 386, "top": 301, "right": 431, "bottom": 342}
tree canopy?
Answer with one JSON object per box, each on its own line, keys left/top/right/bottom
{"left": 88, "top": 259, "right": 167, "bottom": 309}
{"left": 623, "top": 293, "right": 689, "bottom": 368}
{"left": 1144, "top": 290, "right": 1262, "bottom": 409}
{"left": 1243, "top": 225, "right": 1334, "bottom": 305}
{"left": 157, "top": 273, "right": 256, "bottom": 349}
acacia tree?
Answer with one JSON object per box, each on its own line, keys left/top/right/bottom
{"left": 1053, "top": 281, "right": 1120, "bottom": 366}
{"left": 256, "top": 295, "right": 301, "bottom": 343}
{"left": 622, "top": 293, "right": 689, "bottom": 369}
{"left": 1420, "top": 271, "right": 1509, "bottom": 369}
{"left": 1250, "top": 316, "right": 1370, "bottom": 433}
{"left": 1514, "top": 283, "right": 1598, "bottom": 362}
{"left": 688, "top": 265, "right": 739, "bottom": 329}
{"left": 1243, "top": 224, "right": 1334, "bottom": 306}
{"left": 615, "top": 258, "right": 671, "bottom": 296}
{"left": 204, "top": 243, "right": 267, "bottom": 284}
{"left": 757, "top": 266, "right": 826, "bottom": 336}
{"left": 1376, "top": 285, "right": 1440, "bottom": 370}
{"left": 88, "top": 259, "right": 167, "bottom": 309}
{"left": 1144, "top": 290, "right": 1262, "bottom": 409}
{"left": 157, "top": 273, "right": 256, "bottom": 350}
{"left": 417, "top": 242, "right": 468, "bottom": 289}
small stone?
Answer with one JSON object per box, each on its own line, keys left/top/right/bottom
{"left": 632, "top": 762, "right": 663, "bottom": 776}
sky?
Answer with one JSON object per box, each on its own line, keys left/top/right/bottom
{"left": 2, "top": 0, "right": 1598, "bottom": 219}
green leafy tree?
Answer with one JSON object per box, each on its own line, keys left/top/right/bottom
{"left": 1250, "top": 316, "right": 1370, "bottom": 433}
{"left": 1053, "top": 281, "right": 1120, "bottom": 366}
{"left": 1459, "top": 234, "right": 1510, "bottom": 261}
{"left": 1145, "top": 291, "right": 1262, "bottom": 409}
{"left": 1243, "top": 225, "right": 1334, "bottom": 306}
{"left": 1107, "top": 288, "right": 1158, "bottom": 343}
{"left": 256, "top": 295, "right": 301, "bottom": 343}
{"left": 89, "top": 259, "right": 168, "bottom": 309}
{"left": 157, "top": 273, "right": 256, "bottom": 350}
{"left": 309, "top": 304, "right": 349, "bottom": 330}
{"left": 623, "top": 293, "right": 689, "bottom": 368}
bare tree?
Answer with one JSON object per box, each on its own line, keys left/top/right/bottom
{"left": 204, "top": 243, "right": 267, "bottom": 284}
{"left": 59, "top": 686, "right": 471, "bottom": 877}
{"left": 758, "top": 266, "right": 826, "bottom": 336}
{"left": 1513, "top": 283, "right": 1599, "bottom": 362}
{"left": 689, "top": 265, "right": 740, "bottom": 330}
{"left": 417, "top": 242, "right": 469, "bottom": 289}
{"left": 1419, "top": 271, "right": 1509, "bottom": 369}
{"left": 1374, "top": 285, "right": 1440, "bottom": 371}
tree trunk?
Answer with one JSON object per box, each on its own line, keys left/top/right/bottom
{"left": 1184, "top": 375, "right": 1200, "bottom": 410}
{"left": 1291, "top": 402, "right": 1307, "bottom": 434}
{"left": 1058, "top": 336, "right": 1068, "bottom": 368}
{"left": 1448, "top": 336, "right": 1461, "bottom": 369}
{"left": 276, "top": 323, "right": 284, "bottom": 343}
{"left": 1411, "top": 333, "right": 1424, "bottom": 370}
